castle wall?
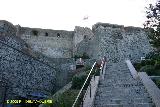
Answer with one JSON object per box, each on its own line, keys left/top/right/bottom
{"left": 19, "top": 27, "right": 74, "bottom": 58}
{"left": 91, "top": 23, "right": 153, "bottom": 63}
{"left": 0, "top": 22, "right": 57, "bottom": 99}
{"left": 0, "top": 21, "right": 78, "bottom": 100}
{"left": 122, "top": 27, "right": 153, "bottom": 62}
{"left": 0, "top": 20, "right": 17, "bottom": 36}
{"left": 0, "top": 20, "right": 154, "bottom": 101}
{"left": 73, "top": 26, "right": 94, "bottom": 56}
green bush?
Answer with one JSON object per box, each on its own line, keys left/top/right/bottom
{"left": 133, "top": 63, "right": 142, "bottom": 71}
{"left": 95, "top": 68, "right": 100, "bottom": 76}
{"left": 155, "top": 80, "right": 160, "bottom": 89}
{"left": 153, "top": 80, "right": 160, "bottom": 89}
{"left": 155, "top": 64, "right": 160, "bottom": 70}
{"left": 140, "top": 60, "right": 155, "bottom": 66}
{"left": 133, "top": 51, "right": 160, "bottom": 76}
{"left": 154, "top": 60, "right": 160, "bottom": 69}
{"left": 50, "top": 90, "right": 79, "bottom": 107}
{"left": 84, "top": 65, "right": 92, "bottom": 71}
{"left": 139, "top": 65, "right": 155, "bottom": 76}
{"left": 85, "top": 67, "right": 100, "bottom": 76}
{"left": 146, "top": 59, "right": 155, "bottom": 65}
{"left": 145, "top": 52, "right": 160, "bottom": 60}
{"left": 71, "top": 75, "right": 87, "bottom": 89}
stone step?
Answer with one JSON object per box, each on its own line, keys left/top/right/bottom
{"left": 99, "top": 83, "right": 145, "bottom": 87}
{"left": 95, "top": 96, "right": 152, "bottom": 103}
{"left": 94, "top": 61, "right": 153, "bottom": 107}
{"left": 96, "top": 90, "right": 149, "bottom": 97}
{"left": 96, "top": 91, "right": 149, "bottom": 97}
{"left": 96, "top": 86, "right": 147, "bottom": 91}
{"left": 94, "top": 97, "right": 152, "bottom": 104}
{"left": 103, "top": 77, "right": 133, "bottom": 80}
{"left": 94, "top": 103, "right": 154, "bottom": 107}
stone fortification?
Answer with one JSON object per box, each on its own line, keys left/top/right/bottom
{"left": 0, "top": 21, "right": 57, "bottom": 100}
{"left": 19, "top": 27, "right": 74, "bottom": 58}
{"left": 91, "top": 23, "right": 153, "bottom": 63}
{"left": 73, "top": 26, "right": 94, "bottom": 56}
{"left": 0, "top": 20, "right": 17, "bottom": 36}
{"left": 17, "top": 22, "right": 152, "bottom": 63}
{"left": 0, "top": 20, "right": 154, "bottom": 101}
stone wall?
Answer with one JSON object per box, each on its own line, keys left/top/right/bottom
{"left": 0, "top": 20, "right": 17, "bottom": 36}
{"left": 0, "top": 20, "right": 154, "bottom": 100}
{"left": 19, "top": 27, "right": 74, "bottom": 58}
{"left": 0, "top": 38, "right": 56, "bottom": 99}
{"left": 91, "top": 23, "right": 153, "bottom": 63}
{"left": 0, "top": 21, "right": 57, "bottom": 100}
{"left": 16, "top": 22, "right": 153, "bottom": 63}
{"left": 73, "top": 26, "right": 94, "bottom": 56}
{"left": 46, "top": 58, "right": 76, "bottom": 91}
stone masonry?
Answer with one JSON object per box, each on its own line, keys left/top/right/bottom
{"left": 0, "top": 20, "right": 57, "bottom": 100}
{"left": 16, "top": 22, "right": 153, "bottom": 63}
{"left": 19, "top": 27, "right": 74, "bottom": 58}
{"left": 91, "top": 23, "right": 153, "bottom": 63}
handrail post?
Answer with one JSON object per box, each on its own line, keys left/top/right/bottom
{"left": 90, "top": 83, "right": 91, "bottom": 98}
{"left": 81, "top": 93, "right": 84, "bottom": 107}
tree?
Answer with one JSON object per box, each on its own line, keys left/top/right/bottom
{"left": 144, "top": 1, "right": 160, "bottom": 51}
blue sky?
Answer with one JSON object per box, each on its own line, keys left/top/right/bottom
{"left": 0, "top": 0, "right": 156, "bottom": 30}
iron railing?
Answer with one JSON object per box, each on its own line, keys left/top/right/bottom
{"left": 72, "top": 57, "right": 106, "bottom": 107}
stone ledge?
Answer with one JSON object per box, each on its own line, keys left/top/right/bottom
{"left": 125, "top": 60, "right": 138, "bottom": 79}
{"left": 139, "top": 72, "right": 160, "bottom": 107}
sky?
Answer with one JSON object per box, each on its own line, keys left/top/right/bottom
{"left": 0, "top": 0, "right": 157, "bottom": 30}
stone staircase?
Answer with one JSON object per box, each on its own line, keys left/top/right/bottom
{"left": 94, "top": 61, "right": 155, "bottom": 107}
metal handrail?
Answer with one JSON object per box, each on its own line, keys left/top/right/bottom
{"left": 82, "top": 68, "right": 98, "bottom": 101}
{"left": 72, "top": 62, "right": 96, "bottom": 107}
{"left": 72, "top": 57, "right": 106, "bottom": 107}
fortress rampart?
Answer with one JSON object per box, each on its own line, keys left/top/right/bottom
{"left": 0, "top": 20, "right": 153, "bottom": 100}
